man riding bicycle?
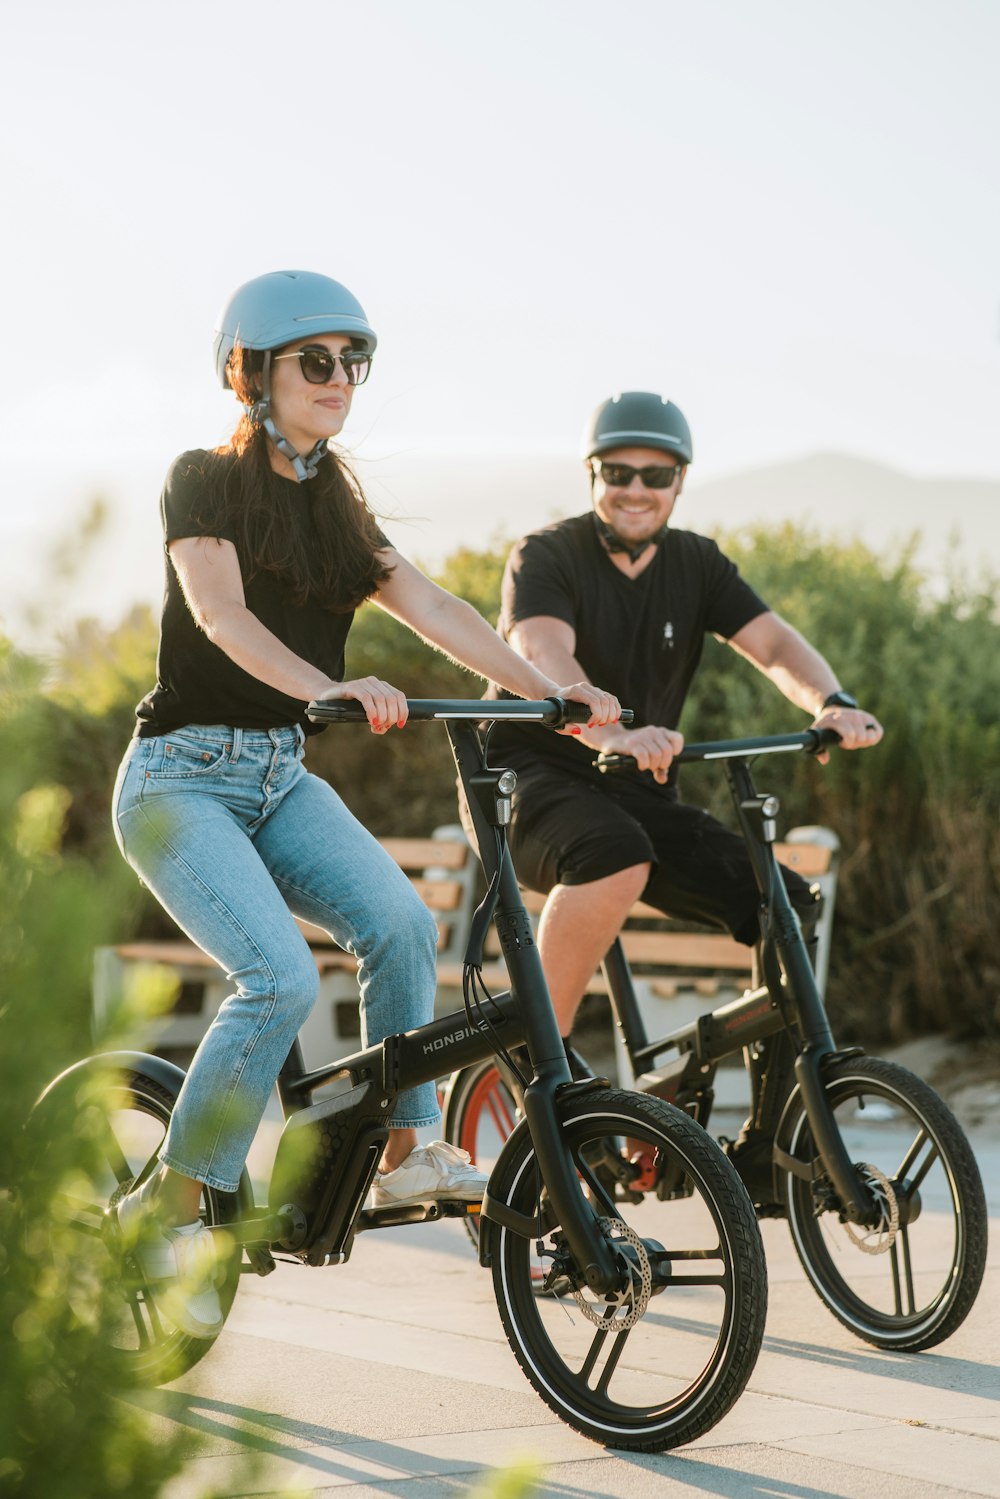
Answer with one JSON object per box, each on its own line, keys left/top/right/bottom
{"left": 479, "top": 391, "right": 884, "bottom": 1196}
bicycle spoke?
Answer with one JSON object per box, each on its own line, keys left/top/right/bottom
{"left": 575, "top": 1154, "right": 619, "bottom": 1217}
{"left": 58, "top": 1193, "right": 108, "bottom": 1236}
{"left": 896, "top": 1227, "right": 916, "bottom": 1316}
{"left": 897, "top": 1130, "right": 940, "bottom": 1194}
{"left": 486, "top": 1085, "right": 516, "bottom": 1137}
{"left": 127, "top": 1289, "right": 153, "bottom": 1348}
{"left": 578, "top": 1322, "right": 611, "bottom": 1384}
{"left": 594, "top": 1325, "right": 632, "bottom": 1398}
{"left": 96, "top": 1115, "right": 139, "bottom": 1187}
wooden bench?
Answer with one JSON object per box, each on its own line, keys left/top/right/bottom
{"left": 93, "top": 823, "right": 839, "bottom": 1085}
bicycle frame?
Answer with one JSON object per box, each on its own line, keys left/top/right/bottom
{"left": 599, "top": 730, "right": 878, "bottom": 1225}
{"left": 261, "top": 697, "right": 631, "bottom": 1291}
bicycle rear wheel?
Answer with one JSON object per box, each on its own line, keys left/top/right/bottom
{"left": 31, "top": 1056, "right": 242, "bottom": 1384}
{"left": 780, "top": 1055, "right": 987, "bottom": 1350}
{"left": 443, "top": 1058, "right": 519, "bottom": 1251}
{"left": 488, "top": 1088, "right": 766, "bottom": 1451}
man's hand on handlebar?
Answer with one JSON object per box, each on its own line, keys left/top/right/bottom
{"left": 810, "top": 705, "right": 884, "bottom": 764}
{"left": 581, "top": 722, "right": 684, "bottom": 783}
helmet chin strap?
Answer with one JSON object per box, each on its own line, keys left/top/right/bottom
{"left": 593, "top": 512, "right": 668, "bottom": 564}
{"left": 245, "top": 352, "right": 328, "bottom": 482}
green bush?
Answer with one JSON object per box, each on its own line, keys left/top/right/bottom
{"left": 0, "top": 644, "right": 189, "bottom": 1497}
{"left": 16, "top": 525, "right": 1000, "bottom": 1045}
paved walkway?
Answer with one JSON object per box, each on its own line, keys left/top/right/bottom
{"left": 140, "top": 1110, "right": 1000, "bottom": 1499}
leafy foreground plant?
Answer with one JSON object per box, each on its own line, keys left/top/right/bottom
{"left": 0, "top": 650, "right": 190, "bottom": 1498}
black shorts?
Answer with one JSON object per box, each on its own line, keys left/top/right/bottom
{"left": 491, "top": 763, "right": 819, "bottom": 947}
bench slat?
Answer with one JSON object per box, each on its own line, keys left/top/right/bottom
{"left": 619, "top": 930, "right": 751, "bottom": 970}
{"left": 378, "top": 836, "right": 468, "bottom": 870}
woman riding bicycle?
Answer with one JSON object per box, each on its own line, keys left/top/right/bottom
{"left": 111, "top": 269, "right": 619, "bottom": 1338}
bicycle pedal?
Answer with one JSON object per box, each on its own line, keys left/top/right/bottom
{"left": 357, "top": 1197, "right": 482, "bottom": 1231}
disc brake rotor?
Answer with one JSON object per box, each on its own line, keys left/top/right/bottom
{"left": 841, "top": 1163, "right": 900, "bottom": 1255}
{"left": 572, "top": 1218, "right": 653, "bottom": 1329}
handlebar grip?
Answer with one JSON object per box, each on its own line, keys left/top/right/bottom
{"left": 549, "top": 698, "right": 635, "bottom": 728}
{"left": 305, "top": 701, "right": 370, "bottom": 724}
{"left": 595, "top": 753, "right": 633, "bottom": 775}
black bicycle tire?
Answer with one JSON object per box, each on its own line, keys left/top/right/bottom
{"left": 39, "top": 1060, "right": 242, "bottom": 1384}
{"left": 489, "top": 1088, "right": 767, "bottom": 1451}
{"left": 781, "top": 1055, "right": 988, "bottom": 1351}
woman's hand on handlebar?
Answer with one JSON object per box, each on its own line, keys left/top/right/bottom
{"left": 550, "top": 682, "right": 622, "bottom": 732}
{"left": 315, "top": 677, "right": 409, "bottom": 734}
{"left": 810, "top": 705, "right": 884, "bottom": 763}
{"left": 584, "top": 722, "right": 684, "bottom": 783}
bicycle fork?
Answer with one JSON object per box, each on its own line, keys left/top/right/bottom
{"left": 452, "top": 721, "right": 624, "bottom": 1296}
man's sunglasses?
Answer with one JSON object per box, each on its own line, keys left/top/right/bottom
{"left": 272, "top": 345, "right": 372, "bottom": 387}
{"left": 594, "top": 459, "right": 682, "bottom": 489}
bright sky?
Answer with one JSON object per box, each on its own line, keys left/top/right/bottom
{"left": 3, "top": 0, "right": 999, "bottom": 630}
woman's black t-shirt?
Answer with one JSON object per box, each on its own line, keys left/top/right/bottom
{"left": 489, "top": 513, "right": 768, "bottom": 782}
{"left": 135, "top": 450, "right": 376, "bottom": 738}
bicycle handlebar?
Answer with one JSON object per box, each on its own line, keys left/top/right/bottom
{"left": 305, "top": 696, "right": 635, "bottom": 729}
{"left": 595, "top": 727, "right": 841, "bottom": 773}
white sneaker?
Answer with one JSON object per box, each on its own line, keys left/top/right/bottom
{"left": 372, "top": 1141, "right": 489, "bottom": 1209}
{"left": 116, "top": 1188, "right": 225, "bottom": 1339}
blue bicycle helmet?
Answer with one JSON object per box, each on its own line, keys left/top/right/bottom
{"left": 212, "top": 270, "right": 378, "bottom": 481}
{"left": 213, "top": 270, "right": 378, "bottom": 389}
{"left": 582, "top": 391, "right": 693, "bottom": 466}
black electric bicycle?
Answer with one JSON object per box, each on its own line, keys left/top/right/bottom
{"left": 31, "top": 700, "right": 769, "bottom": 1454}
{"left": 443, "top": 729, "right": 988, "bottom": 1353}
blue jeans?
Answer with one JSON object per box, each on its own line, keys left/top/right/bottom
{"left": 113, "top": 724, "right": 441, "bottom": 1192}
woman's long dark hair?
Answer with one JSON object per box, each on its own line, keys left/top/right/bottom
{"left": 203, "top": 344, "right": 392, "bottom": 612}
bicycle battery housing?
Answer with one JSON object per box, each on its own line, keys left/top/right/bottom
{"left": 269, "top": 1079, "right": 392, "bottom": 1265}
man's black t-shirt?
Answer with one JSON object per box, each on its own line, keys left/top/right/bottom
{"left": 490, "top": 514, "right": 768, "bottom": 781}
{"left": 135, "top": 450, "right": 372, "bottom": 737}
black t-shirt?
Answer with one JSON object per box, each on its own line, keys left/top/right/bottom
{"left": 490, "top": 513, "right": 768, "bottom": 782}
{"left": 135, "top": 450, "right": 376, "bottom": 737}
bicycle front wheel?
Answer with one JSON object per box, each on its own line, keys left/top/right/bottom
{"left": 488, "top": 1088, "right": 767, "bottom": 1452}
{"left": 780, "top": 1055, "right": 988, "bottom": 1351}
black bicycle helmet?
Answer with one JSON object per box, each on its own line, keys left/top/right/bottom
{"left": 582, "top": 392, "right": 693, "bottom": 466}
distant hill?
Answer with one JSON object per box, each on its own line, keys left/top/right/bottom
{"left": 364, "top": 449, "right": 999, "bottom": 583}
{"left": 690, "top": 454, "right": 999, "bottom": 580}
{"left": 2, "top": 451, "right": 997, "bottom": 644}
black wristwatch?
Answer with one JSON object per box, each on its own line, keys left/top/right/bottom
{"left": 822, "top": 690, "right": 859, "bottom": 710}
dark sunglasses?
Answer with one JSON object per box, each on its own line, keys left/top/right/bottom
{"left": 594, "top": 459, "right": 681, "bottom": 489}
{"left": 272, "top": 345, "right": 372, "bottom": 387}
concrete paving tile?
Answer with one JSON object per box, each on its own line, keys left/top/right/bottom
{"left": 162, "top": 1420, "right": 595, "bottom": 1498}
{"left": 224, "top": 1287, "right": 526, "bottom": 1392}
{"left": 778, "top": 1425, "right": 1000, "bottom": 1497}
